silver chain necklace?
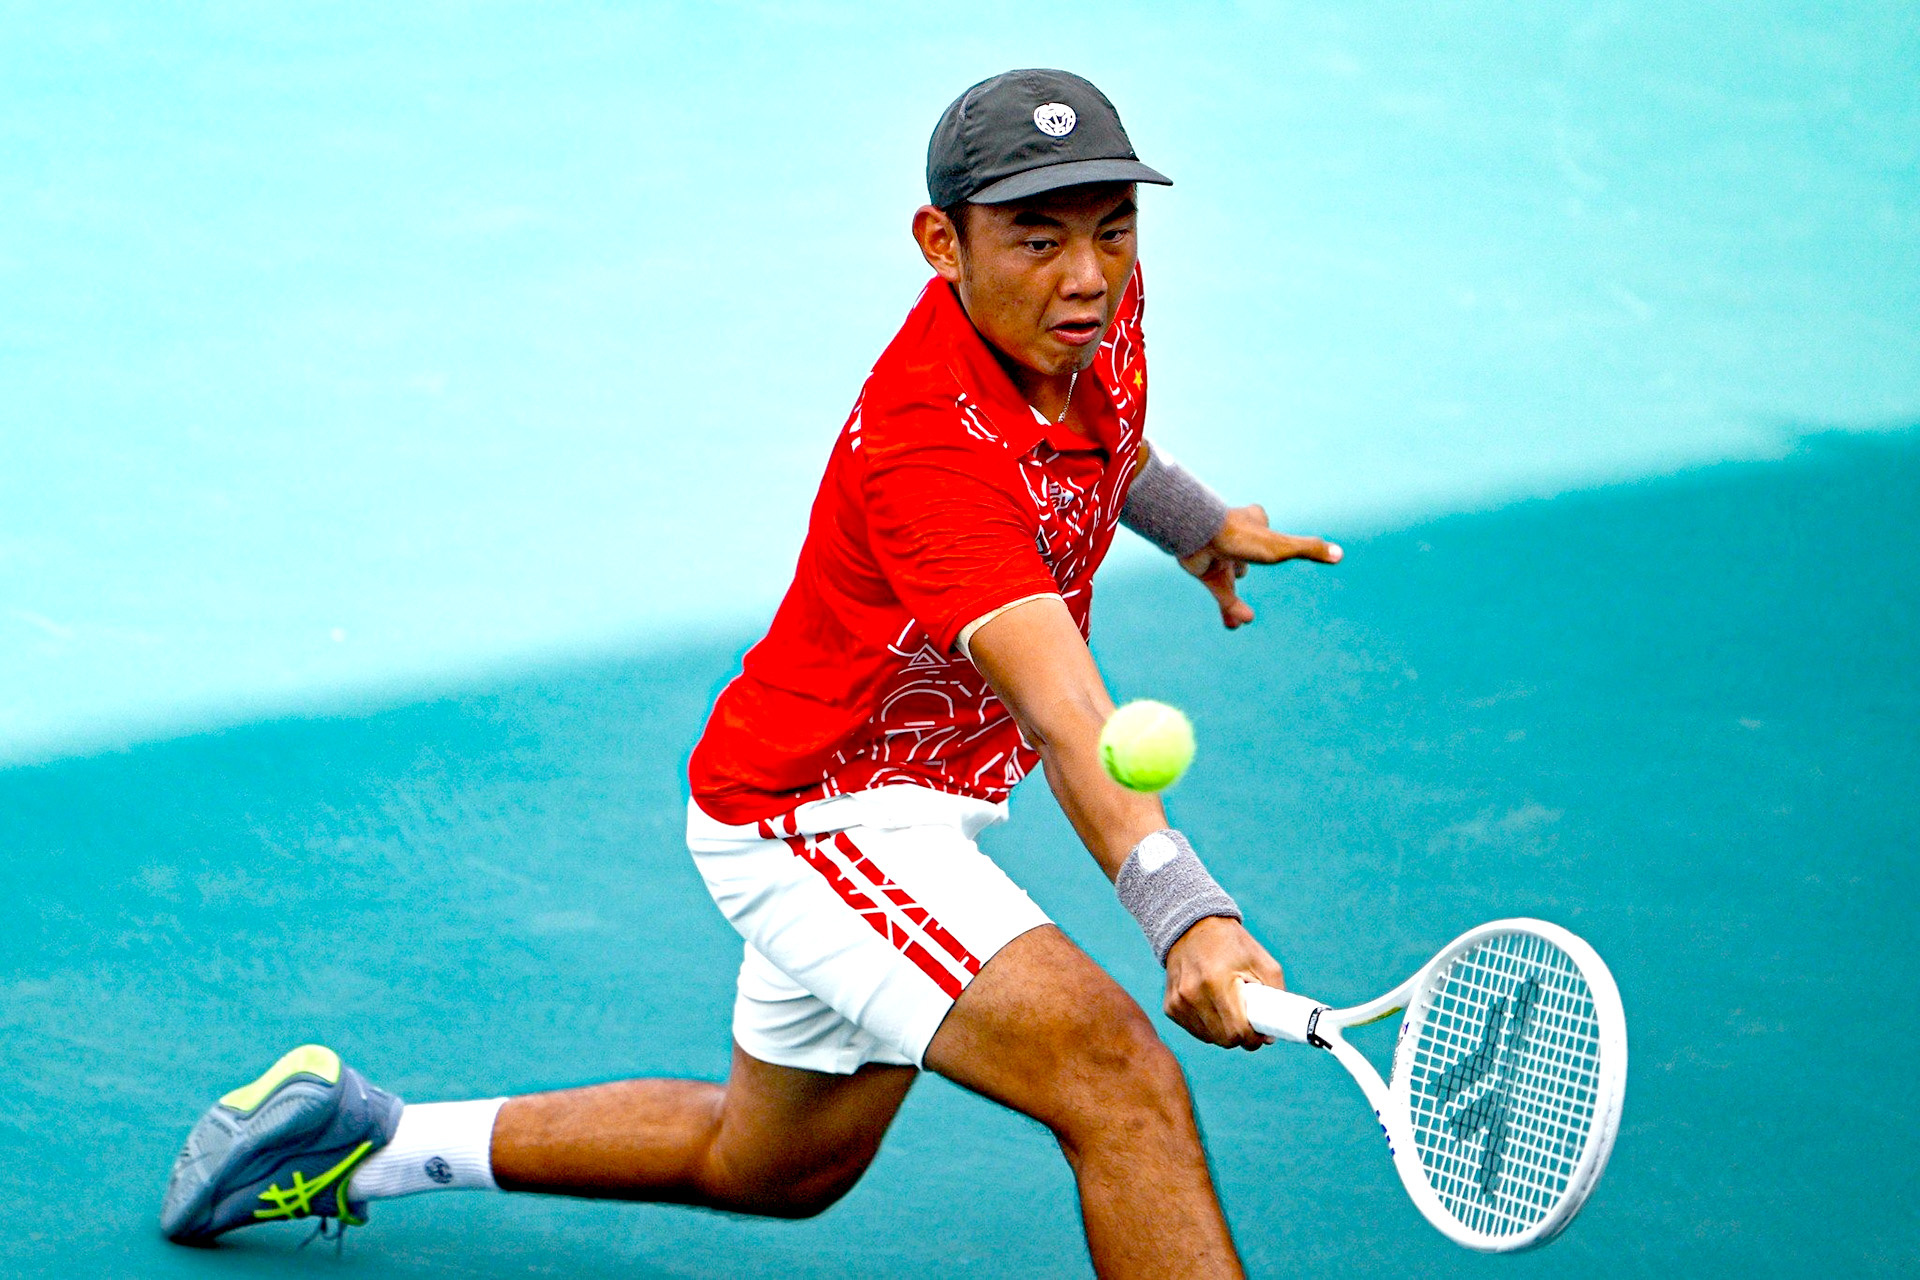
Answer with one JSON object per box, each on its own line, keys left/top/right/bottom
{"left": 1051, "top": 367, "right": 1078, "bottom": 424}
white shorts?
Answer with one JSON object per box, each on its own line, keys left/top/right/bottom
{"left": 686, "top": 785, "right": 1053, "bottom": 1075}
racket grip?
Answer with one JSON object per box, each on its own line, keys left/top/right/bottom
{"left": 1240, "top": 982, "right": 1330, "bottom": 1046}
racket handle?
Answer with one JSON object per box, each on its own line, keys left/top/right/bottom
{"left": 1240, "top": 982, "right": 1332, "bottom": 1046}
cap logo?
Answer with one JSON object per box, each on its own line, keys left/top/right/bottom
{"left": 1032, "top": 102, "right": 1077, "bottom": 138}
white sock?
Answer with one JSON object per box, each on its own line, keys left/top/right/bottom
{"left": 348, "top": 1098, "right": 507, "bottom": 1200}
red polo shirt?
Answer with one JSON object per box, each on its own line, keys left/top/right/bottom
{"left": 688, "top": 267, "right": 1151, "bottom": 823}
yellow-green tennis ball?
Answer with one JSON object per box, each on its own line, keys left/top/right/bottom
{"left": 1099, "top": 700, "right": 1195, "bottom": 792}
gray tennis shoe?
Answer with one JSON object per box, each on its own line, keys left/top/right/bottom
{"left": 160, "top": 1044, "right": 403, "bottom": 1245}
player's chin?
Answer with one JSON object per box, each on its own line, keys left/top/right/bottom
{"left": 1029, "top": 334, "right": 1093, "bottom": 374}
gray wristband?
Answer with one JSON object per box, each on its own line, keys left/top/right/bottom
{"left": 1114, "top": 829, "right": 1243, "bottom": 965}
{"left": 1119, "top": 444, "right": 1230, "bottom": 559}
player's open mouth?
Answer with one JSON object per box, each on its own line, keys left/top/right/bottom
{"left": 1050, "top": 318, "right": 1103, "bottom": 346}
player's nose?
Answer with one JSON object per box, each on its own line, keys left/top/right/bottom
{"left": 1058, "top": 238, "right": 1106, "bottom": 299}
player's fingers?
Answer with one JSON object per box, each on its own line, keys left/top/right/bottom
{"left": 1176, "top": 983, "right": 1271, "bottom": 1050}
{"left": 1291, "top": 535, "right": 1343, "bottom": 564}
{"left": 1163, "top": 993, "right": 1211, "bottom": 1045}
{"left": 1219, "top": 967, "right": 1287, "bottom": 1051}
{"left": 1167, "top": 978, "right": 1239, "bottom": 1048}
{"left": 1200, "top": 563, "right": 1254, "bottom": 629}
{"left": 1233, "top": 981, "right": 1279, "bottom": 1052}
{"left": 1185, "top": 974, "right": 1260, "bottom": 1050}
{"left": 1212, "top": 979, "right": 1269, "bottom": 1051}
{"left": 1253, "top": 533, "right": 1341, "bottom": 565}
{"left": 1218, "top": 508, "right": 1328, "bottom": 565}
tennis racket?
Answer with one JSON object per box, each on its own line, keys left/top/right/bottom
{"left": 1240, "top": 917, "right": 1626, "bottom": 1252}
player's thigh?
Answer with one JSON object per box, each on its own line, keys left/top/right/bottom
{"left": 922, "top": 924, "right": 1189, "bottom": 1138}
{"left": 709, "top": 1041, "right": 916, "bottom": 1197}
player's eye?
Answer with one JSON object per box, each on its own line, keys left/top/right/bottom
{"left": 1024, "top": 238, "right": 1056, "bottom": 253}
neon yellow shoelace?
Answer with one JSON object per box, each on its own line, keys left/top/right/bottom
{"left": 251, "top": 1140, "right": 374, "bottom": 1225}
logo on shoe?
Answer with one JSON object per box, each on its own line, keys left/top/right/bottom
{"left": 423, "top": 1156, "right": 454, "bottom": 1184}
{"left": 1033, "top": 102, "right": 1077, "bottom": 137}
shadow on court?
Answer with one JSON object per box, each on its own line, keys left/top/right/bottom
{"left": 3, "top": 430, "right": 1913, "bottom": 1278}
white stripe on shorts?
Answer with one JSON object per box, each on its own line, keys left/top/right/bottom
{"left": 687, "top": 785, "right": 1052, "bottom": 1073}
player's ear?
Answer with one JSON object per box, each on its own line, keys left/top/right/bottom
{"left": 913, "top": 205, "right": 965, "bottom": 283}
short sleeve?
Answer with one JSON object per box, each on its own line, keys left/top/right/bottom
{"left": 862, "top": 439, "right": 1060, "bottom": 655}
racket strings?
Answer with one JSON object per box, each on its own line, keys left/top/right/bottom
{"left": 1403, "top": 932, "right": 1604, "bottom": 1237}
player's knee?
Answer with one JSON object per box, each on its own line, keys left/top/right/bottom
{"left": 1036, "top": 989, "right": 1193, "bottom": 1143}
{"left": 752, "top": 1159, "right": 875, "bottom": 1220}
{"left": 713, "top": 1143, "right": 878, "bottom": 1220}
{"left": 759, "top": 1163, "right": 865, "bottom": 1219}
{"left": 1103, "top": 1024, "right": 1193, "bottom": 1131}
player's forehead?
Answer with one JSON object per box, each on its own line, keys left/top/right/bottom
{"left": 974, "top": 181, "right": 1137, "bottom": 229}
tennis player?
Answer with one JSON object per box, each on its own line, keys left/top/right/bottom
{"left": 160, "top": 69, "right": 1341, "bottom": 1277}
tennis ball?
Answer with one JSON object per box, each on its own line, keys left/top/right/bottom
{"left": 1099, "top": 699, "right": 1195, "bottom": 792}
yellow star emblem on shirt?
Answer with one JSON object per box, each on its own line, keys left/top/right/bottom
{"left": 1132, "top": 369, "right": 1144, "bottom": 390}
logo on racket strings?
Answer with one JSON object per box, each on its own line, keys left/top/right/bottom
{"left": 1425, "top": 975, "right": 1541, "bottom": 1199}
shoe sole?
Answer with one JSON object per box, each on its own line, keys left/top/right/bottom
{"left": 159, "top": 1045, "right": 346, "bottom": 1244}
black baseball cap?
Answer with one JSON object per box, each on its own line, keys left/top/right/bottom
{"left": 927, "top": 69, "right": 1171, "bottom": 207}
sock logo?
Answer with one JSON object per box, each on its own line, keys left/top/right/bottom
{"left": 423, "top": 1156, "right": 454, "bottom": 1185}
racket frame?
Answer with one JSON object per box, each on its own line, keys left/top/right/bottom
{"left": 1242, "top": 917, "right": 1627, "bottom": 1253}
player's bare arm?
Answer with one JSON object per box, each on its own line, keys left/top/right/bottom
{"left": 966, "top": 597, "right": 1284, "bottom": 1050}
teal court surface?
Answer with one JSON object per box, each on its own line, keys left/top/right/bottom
{"left": 5, "top": 431, "right": 1915, "bottom": 1277}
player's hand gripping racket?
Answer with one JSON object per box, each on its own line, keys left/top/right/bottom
{"left": 1240, "top": 918, "right": 1626, "bottom": 1252}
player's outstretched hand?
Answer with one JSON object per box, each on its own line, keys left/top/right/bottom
{"left": 1163, "top": 916, "right": 1287, "bottom": 1050}
{"left": 1178, "top": 503, "right": 1342, "bottom": 629}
